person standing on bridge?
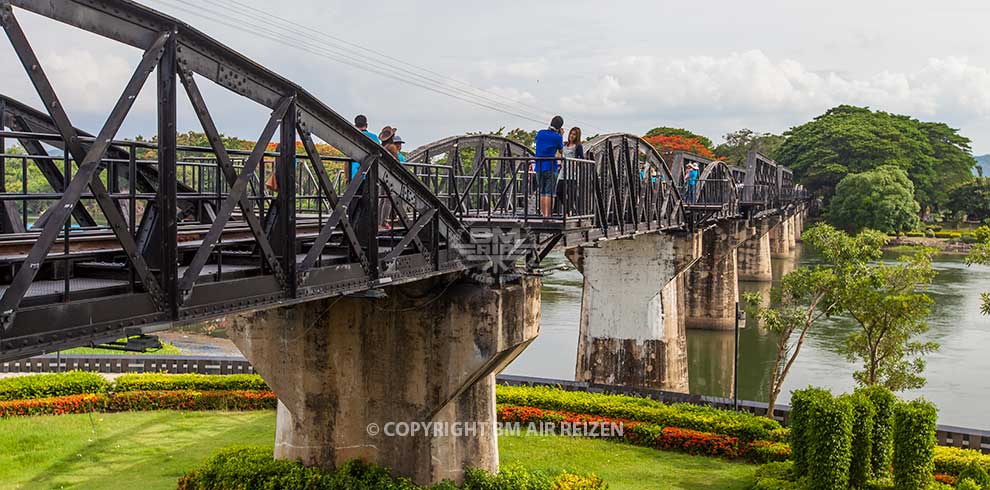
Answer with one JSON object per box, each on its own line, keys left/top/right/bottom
{"left": 684, "top": 162, "right": 699, "bottom": 204}
{"left": 557, "top": 127, "right": 584, "bottom": 215}
{"left": 351, "top": 114, "right": 381, "bottom": 180}
{"left": 535, "top": 116, "right": 564, "bottom": 217}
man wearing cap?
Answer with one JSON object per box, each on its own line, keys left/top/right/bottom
{"left": 684, "top": 162, "right": 699, "bottom": 204}
{"left": 534, "top": 115, "right": 564, "bottom": 217}
{"left": 351, "top": 114, "right": 380, "bottom": 180}
{"left": 392, "top": 135, "right": 407, "bottom": 163}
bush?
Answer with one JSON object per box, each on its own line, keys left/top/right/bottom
{"left": 934, "top": 446, "right": 990, "bottom": 476}
{"left": 975, "top": 225, "right": 990, "bottom": 243}
{"left": 744, "top": 440, "right": 792, "bottom": 464}
{"left": 0, "top": 371, "right": 109, "bottom": 400}
{"left": 752, "top": 462, "right": 799, "bottom": 490}
{"left": 114, "top": 373, "right": 268, "bottom": 392}
{"left": 0, "top": 393, "right": 107, "bottom": 417}
{"left": 495, "top": 384, "right": 780, "bottom": 441}
{"left": 933, "top": 231, "right": 963, "bottom": 239}
{"left": 861, "top": 386, "right": 896, "bottom": 478}
{"left": 177, "top": 445, "right": 606, "bottom": 490}
{"left": 958, "top": 478, "right": 983, "bottom": 490}
{"left": 789, "top": 387, "right": 830, "bottom": 477}
{"left": 795, "top": 388, "right": 853, "bottom": 490}
{"left": 107, "top": 390, "right": 276, "bottom": 412}
{"left": 958, "top": 460, "right": 990, "bottom": 488}
{"left": 845, "top": 392, "right": 876, "bottom": 487}
{"left": 892, "top": 399, "right": 937, "bottom": 490}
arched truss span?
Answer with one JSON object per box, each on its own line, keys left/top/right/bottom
{"left": 583, "top": 133, "right": 685, "bottom": 231}
{"left": 407, "top": 134, "right": 534, "bottom": 164}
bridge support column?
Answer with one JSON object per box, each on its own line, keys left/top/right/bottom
{"left": 567, "top": 231, "right": 701, "bottom": 393}
{"left": 794, "top": 209, "right": 805, "bottom": 242}
{"left": 227, "top": 274, "right": 540, "bottom": 485}
{"left": 770, "top": 219, "right": 791, "bottom": 258}
{"left": 785, "top": 214, "right": 797, "bottom": 251}
{"left": 684, "top": 222, "right": 743, "bottom": 330}
{"left": 737, "top": 222, "right": 772, "bottom": 282}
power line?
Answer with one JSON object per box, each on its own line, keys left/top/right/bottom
{"left": 214, "top": 0, "right": 554, "bottom": 120}
{"left": 148, "top": 0, "right": 573, "bottom": 129}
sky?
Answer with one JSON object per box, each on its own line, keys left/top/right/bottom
{"left": 4, "top": 0, "right": 990, "bottom": 154}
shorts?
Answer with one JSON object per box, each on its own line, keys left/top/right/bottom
{"left": 539, "top": 170, "right": 557, "bottom": 196}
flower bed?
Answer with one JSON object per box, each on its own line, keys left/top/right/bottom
{"left": 0, "top": 371, "right": 108, "bottom": 400}
{"left": 496, "top": 384, "right": 781, "bottom": 441}
{"left": 497, "top": 404, "right": 788, "bottom": 463}
{"left": 0, "top": 390, "right": 275, "bottom": 417}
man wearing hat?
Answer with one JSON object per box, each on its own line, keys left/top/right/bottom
{"left": 534, "top": 115, "right": 565, "bottom": 217}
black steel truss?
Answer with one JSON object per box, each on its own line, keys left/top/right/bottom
{"left": 0, "top": 0, "right": 809, "bottom": 362}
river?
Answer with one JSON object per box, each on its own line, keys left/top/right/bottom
{"left": 502, "top": 247, "right": 990, "bottom": 428}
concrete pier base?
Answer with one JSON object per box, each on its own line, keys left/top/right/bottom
{"left": 737, "top": 223, "right": 772, "bottom": 282}
{"left": 227, "top": 274, "right": 540, "bottom": 485}
{"left": 770, "top": 219, "right": 791, "bottom": 258}
{"left": 785, "top": 215, "right": 797, "bottom": 251}
{"left": 567, "top": 231, "right": 700, "bottom": 393}
{"left": 685, "top": 222, "right": 741, "bottom": 330}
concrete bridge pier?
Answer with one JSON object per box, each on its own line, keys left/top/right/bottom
{"left": 785, "top": 214, "right": 797, "bottom": 251}
{"left": 684, "top": 222, "right": 744, "bottom": 330}
{"left": 770, "top": 218, "right": 791, "bottom": 258}
{"left": 737, "top": 220, "right": 773, "bottom": 282}
{"left": 226, "top": 274, "right": 541, "bottom": 485}
{"left": 794, "top": 208, "right": 805, "bottom": 241}
{"left": 567, "top": 231, "right": 701, "bottom": 393}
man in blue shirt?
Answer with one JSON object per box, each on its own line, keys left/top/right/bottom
{"left": 351, "top": 114, "right": 380, "bottom": 180}
{"left": 534, "top": 115, "right": 564, "bottom": 217}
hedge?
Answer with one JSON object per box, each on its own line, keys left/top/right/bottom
{"left": 176, "top": 445, "right": 608, "bottom": 490}
{"left": 0, "top": 371, "right": 108, "bottom": 400}
{"left": 791, "top": 387, "right": 853, "bottom": 490}
{"left": 114, "top": 373, "right": 268, "bottom": 392}
{"left": 495, "top": 384, "right": 780, "bottom": 441}
{"left": 861, "top": 385, "right": 896, "bottom": 478}
{"left": 934, "top": 446, "right": 990, "bottom": 476}
{"left": 892, "top": 399, "right": 937, "bottom": 490}
{"left": 0, "top": 390, "right": 275, "bottom": 417}
{"left": 845, "top": 392, "right": 876, "bottom": 488}
{"left": 497, "top": 404, "right": 788, "bottom": 463}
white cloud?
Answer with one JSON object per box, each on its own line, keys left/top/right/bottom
{"left": 559, "top": 50, "right": 990, "bottom": 126}
{"left": 477, "top": 58, "right": 548, "bottom": 80}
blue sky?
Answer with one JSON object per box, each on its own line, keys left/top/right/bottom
{"left": 4, "top": 0, "right": 990, "bottom": 154}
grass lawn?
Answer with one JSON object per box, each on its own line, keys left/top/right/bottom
{"left": 0, "top": 411, "right": 754, "bottom": 490}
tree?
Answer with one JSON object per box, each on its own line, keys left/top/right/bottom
{"left": 744, "top": 225, "right": 887, "bottom": 417}
{"left": 838, "top": 248, "right": 938, "bottom": 391}
{"left": 828, "top": 166, "right": 921, "bottom": 233}
{"left": 966, "top": 231, "right": 990, "bottom": 315}
{"left": 473, "top": 127, "right": 538, "bottom": 151}
{"left": 947, "top": 178, "right": 990, "bottom": 222}
{"left": 714, "top": 128, "right": 785, "bottom": 165}
{"left": 643, "top": 127, "right": 714, "bottom": 152}
{"left": 775, "top": 105, "right": 976, "bottom": 211}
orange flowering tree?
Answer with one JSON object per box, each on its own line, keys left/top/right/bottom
{"left": 643, "top": 134, "right": 715, "bottom": 159}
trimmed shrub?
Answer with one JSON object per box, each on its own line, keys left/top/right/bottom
{"left": 861, "top": 385, "right": 896, "bottom": 478}
{"left": 788, "top": 387, "right": 830, "bottom": 477}
{"left": 495, "top": 384, "right": 780, "bottom": 441}
{"left": 958, "top": 459, "right": 990, "bottom": 488}
{"left": 795, "top": 388, "right": 853, "bottom": 490}
{"left": 177, "top": 445, "right": 606, "bottom": 490}
{"left": 0, "top": 371, "right": 109, "bottom": 400}
{"left": 845, "top": 392, "right": 876, "bottom": 488}
{"left": 744, "top": 440, "right": 792, "bottom": 464}
{"left": 892, "top": 399, "right": 937, "bottom": 490}
{"left": 934, "top": 446, "right": 990, "bottom": 476}
{"left": 957, "top": 478, "right": 983, "bottom": 490}
{"left": 107, "top": 390, "right": 276, "bottom": 412}
{"left": 114, "top": 373, "right": 268, "bottom": 392}
{"left": 0, "top": 393, "right": 107, "bottom": 417}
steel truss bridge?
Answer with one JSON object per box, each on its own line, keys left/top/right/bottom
{"left": 0, "top": 0, "right": 807, "bottom": 361}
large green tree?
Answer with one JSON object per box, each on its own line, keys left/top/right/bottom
{"left": 643, "top": 126, "right": 714, "bottom": 152}
{"left": 714, "top": 128, "right": 785, "bottom": 165}
{"left": 947, "top": 178, "right": 990, "bottom": 222}
{"left": 775, "top": 105, "right": 976, "bottom": 211}
{"left": 828, "top": 166, "right": 921, "bottom": 233}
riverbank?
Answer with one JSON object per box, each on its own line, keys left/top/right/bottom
{"left": 885, "top": 235, "right": 974, "bottom": 255}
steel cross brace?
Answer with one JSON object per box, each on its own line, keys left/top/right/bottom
{"left": 0, "top": 7, "right": 169, "bottom": 327}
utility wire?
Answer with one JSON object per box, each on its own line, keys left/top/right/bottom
{"left": 148, "top": 0, "right": 566, "bottom": 128}
{"left": 210, "top": 0, "right": 563, "bottom": 121}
